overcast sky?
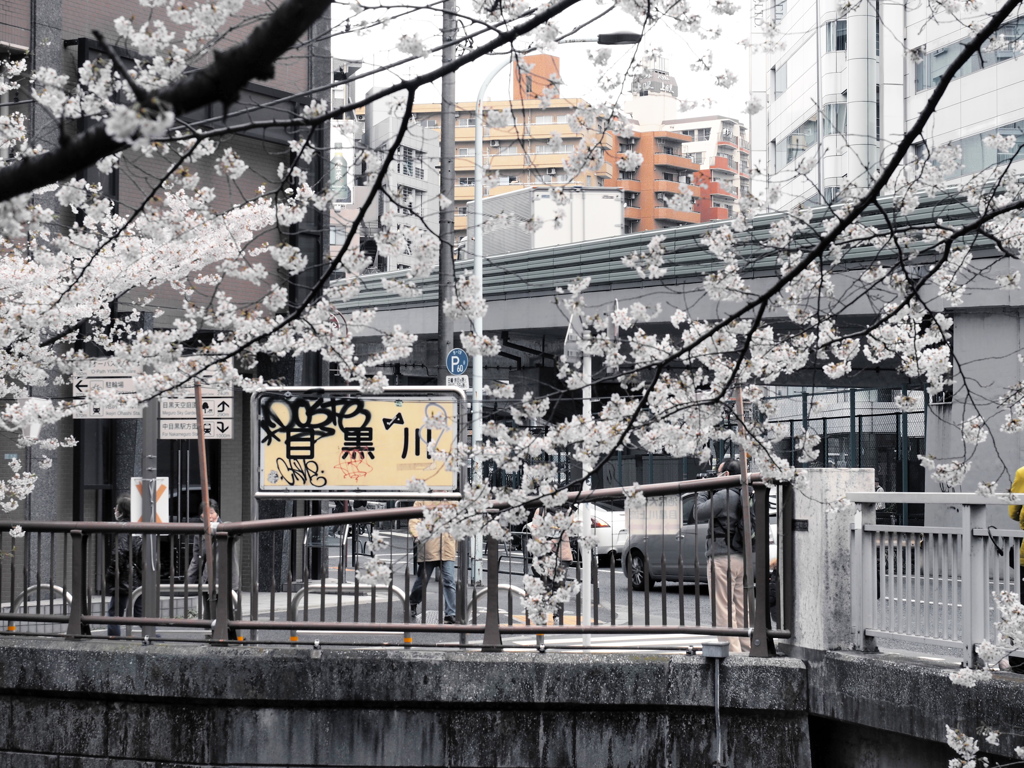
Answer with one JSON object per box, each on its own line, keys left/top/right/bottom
{"left": 335, "top": 2, "right": 752, "bottom": 122}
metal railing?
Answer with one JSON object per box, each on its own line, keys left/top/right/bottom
{"left": 0, "top": 477, "right": 793, "bottom": 655}
{"left": 850, "top": 492, "right": 1023, "bottom": 666}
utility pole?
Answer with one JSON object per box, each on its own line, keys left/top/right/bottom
{"left": 436, "top": 0, "right": 456, "bottom": 381}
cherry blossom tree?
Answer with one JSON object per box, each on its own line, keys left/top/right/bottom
{"left": 3, "top": 0, "right": 1024, "bottom": 621}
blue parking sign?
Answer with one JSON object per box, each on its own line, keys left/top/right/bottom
{"left": 446, "top": 348, "right": 469, "bottom": 375}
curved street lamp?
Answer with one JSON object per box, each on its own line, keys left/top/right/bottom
{"left": 471, "top": 31, "right": 643, "bottom": 462}
{"left": 469, "top": 30, "right": 641, "bottom": 611}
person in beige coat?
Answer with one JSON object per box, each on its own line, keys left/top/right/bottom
{"left": 408, "top": 517, "right": 457, "bottom": 623}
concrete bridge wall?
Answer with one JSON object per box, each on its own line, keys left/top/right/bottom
{"left": 0, "top": 637, "right": 1020, "bottom": 768}
{"left": 0, "top": 639, "right": 810, "bottom": 768}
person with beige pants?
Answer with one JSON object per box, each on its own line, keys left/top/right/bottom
{"left": 696, "top": 460, "right": 751, "bottom": 653}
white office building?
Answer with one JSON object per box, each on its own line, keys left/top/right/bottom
{"left": 749, "top": 0, "right": 1024, "bottom": 209}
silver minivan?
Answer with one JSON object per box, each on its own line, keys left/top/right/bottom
{"left": 623, "top": 492, "right": 709, "bottom": 590}
{"left": 623, "top": 490, "right": 776, "bottom": 590}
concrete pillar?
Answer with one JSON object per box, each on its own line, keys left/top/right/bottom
{"left": 787, "top": 468, "right": 874, "bottom": 652}
{"left": 846, "top": 0, "right": 878, "bottom": 190}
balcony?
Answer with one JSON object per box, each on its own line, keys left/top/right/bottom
{"left": 624, "top": 206, "right": 642, "bottom": 220}
{"left": 653, "top": 178, "right": 685, "bottom": 194}
{"left": 709, "top": 156, "right": 736, "bottom": 173}
{"left": 614, "top": 178, "right": 641, "bottom": 192}
{"left": 718, "top": 135, "right": 750, "bottom": 151}
{"left": 653, "top": 153, "right": 697, "bottom": 171}
{"left": 653, "top": 207, "right": 701, "bottom": 224}
{"left": 704, "top": 180, "right": 738, "bottom": 197}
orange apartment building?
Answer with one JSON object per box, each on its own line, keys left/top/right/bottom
{"left": 665, "top": 116, "right": 752, "bottom": 222}
{"left": 606, "top": 130, "right": 703, "bottom": 234}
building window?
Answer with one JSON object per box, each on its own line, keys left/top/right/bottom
{"left": 875, "top": 84, "right": 881, "bottom": 141}
{"left": 663, "top": 172, "right": 676, "bottom": 182}
{"left": 948, "top": 120, "right": 1024, "bottom": 176}
{"left": 824, "top": 186, "right": 841, "bottom": 204}
{"left": 826, "top": 19, "right": 847, "bottom": 53}
{"left": 823, "top": 101, "right": 847, "bottom": 135}
{"left": 459, "top": 176, "right": 474, "bottom": 185}
{"left": 457, "top": 116, "right": 476, "bottom": 127}
{"left": 620, "top": 170, "right": 636, "bottom": 180}
{"left": 772, "top": 63, "right": 788, "bottom": 99}
{"left": 697, "top": 127, "right": 711, "bottom": 141}
{"left": 399, "top": 146, "right": 420, "bottom": 177}
{"left": 457, "top": 206, "right": 468, "bottom": 216}
{"left": 996, "top": 122, "right": 1024, "bottom": 163}
{"left": 685, "top": 152, "right": 704, "bottom": 164}
{"left": 914, "top": 17, "right": 1024, "bottom": 93}
{"left": 778, "top": 117, "right": 818, "bottom": 166}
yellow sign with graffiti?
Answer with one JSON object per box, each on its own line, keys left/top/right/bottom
{"left": 256, "top": 388, "right": 462, "bottom": 494}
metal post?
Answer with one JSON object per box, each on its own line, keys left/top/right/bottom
{"left": 481, "top": 536, "right": 503, "bottom": 650}
{"left": 580, "top": 344, "right": 593, "bottom": 647}
{"left": 249, "top": 394, "right": 260, "bottom": 641}
{"left": 850, "top": 388, "right": 858, "bottom": 468}
{"left": 140, "top": 400, "right": 159, "bottom": 620}
{"left": 901, "top": 386, "right": 910, "bottom": 524}
{"left": 212, "top": 531, "right": 231, "bottom": 642}
{"left": 195, "top": 383, "right": 216, "bottom": 625}
{"left": 850, "top": 501, "right": 878, "bottom": 651}
{"left": 963, "top": 504, "right": 987, "bottom": 667}
{"left": 734, "top": 387, "right": 761, "bottom": 656}
{"left": 781, "top": 484, "right": 795, "bottom": 635}
{"left": 751, "top": 486, "right": 773, "bottom": 656}
{"left": 471, "top": 57, "right": 510, "bottom": 589}
{"left": 66, "top": 530, "right": 86, "bottom": 638}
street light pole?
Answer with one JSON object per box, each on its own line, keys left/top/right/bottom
{"left": 471, "top": 57, "right": 511, "bottom": 509}
{"left": 437, "top": 0, "right": 457, "bottom": 382}
{"left": 471, "top": 33, "right": 641, "bottom": 434}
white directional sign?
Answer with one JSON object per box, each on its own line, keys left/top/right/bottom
{"left": 160, "top": 416, "right": 234, "bottom": 440}
{"left": 159, "top": 395, "right": 233, "bottom": 439}
{"left": 159, "top": 385, "right": 233, "bottom": 440}
{"left": 446, "top": 375, "right": 469, "bottom": 389}
{"left": 73, "top": 359, "right": 143, "bottom": 419}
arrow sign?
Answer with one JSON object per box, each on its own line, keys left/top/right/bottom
{"left": 72, "top": 360, "right": 142, "bottom": 420}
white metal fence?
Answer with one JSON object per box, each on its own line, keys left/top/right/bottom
{"left": 849, "top": 493, "right": 1022, "bottom": 665}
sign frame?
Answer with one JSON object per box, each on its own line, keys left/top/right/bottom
{"left": 252, "top": 386, "right": 466, "bottom": 500}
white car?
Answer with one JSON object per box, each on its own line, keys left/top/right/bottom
{"left": 574, "top": 500, "right": 628, "bottom": 566}
{"left": 513, "top": 501, "right": 628, "bottom": 567}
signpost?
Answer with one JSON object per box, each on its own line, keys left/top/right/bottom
{"left": 72, "top": 359, "right": 142, "bottom": 419}
{"left": 159, "top": 385, "right": 233, "bottom": 440}
{"left": 253, "top": 387, "right": 464, "bottom": 497}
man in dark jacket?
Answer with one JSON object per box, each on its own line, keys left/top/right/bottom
{"left": 106, "top": 495, "right": 143, "bottom": 637}
{"left": 696, "top": 459, "right": 751, "bottom": 653}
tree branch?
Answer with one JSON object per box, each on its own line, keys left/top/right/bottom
{"left": 0, "top": 0, "right": 333, "bottom": 202}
